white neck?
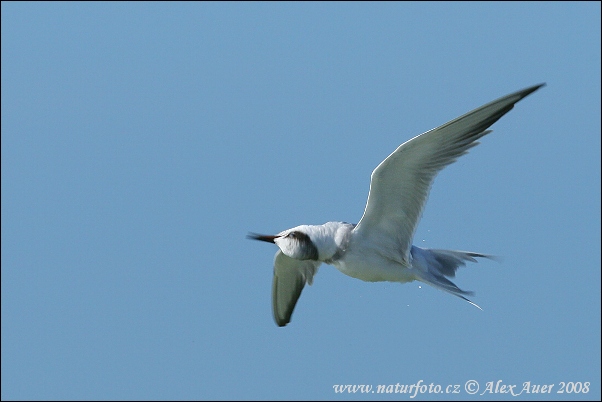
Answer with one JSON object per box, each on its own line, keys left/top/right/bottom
{"left": 291, "top": 222, "right": 354, "bottom": 261}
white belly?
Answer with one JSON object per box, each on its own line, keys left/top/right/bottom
{"left": 331, "top": 247, "right": 416, "bottom": 283}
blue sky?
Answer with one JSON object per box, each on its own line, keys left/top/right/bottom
{"left": 1, "top": 2, "right": 600, "bottom": 400}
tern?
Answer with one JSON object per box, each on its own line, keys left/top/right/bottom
{"left": 249, "top": 84, "right": 544, "bottom": 326}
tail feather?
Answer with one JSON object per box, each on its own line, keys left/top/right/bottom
{"left": 428, "top": 249, "right": 495, "bottom": 277}
{"left": 410, "top": 246, "right": 497, "bottom": 309}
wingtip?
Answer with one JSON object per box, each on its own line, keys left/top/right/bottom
{"left": 520, "top": 83, "right": 546, "bottom": 98}
{"left": 274, "top": 311, "right": 292, "bottom": 327}
{"left": 486, "top": 254, "right": 504, "bottom": 263}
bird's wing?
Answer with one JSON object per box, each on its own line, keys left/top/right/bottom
{"left": 353, "top": 84, "right": 544, "bottom": 264}
{"left": 272, "top": 250, "right": 321, "bottom": 327}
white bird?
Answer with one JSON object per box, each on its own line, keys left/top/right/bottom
{"left": 249, "top": 84, "right": 544, "bottom": 326}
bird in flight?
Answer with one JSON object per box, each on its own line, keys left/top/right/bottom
{"left": 249, "top": 84, "right": 544, "bottom": 326}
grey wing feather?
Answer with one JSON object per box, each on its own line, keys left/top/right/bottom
{"left": 272, "top": 250, "right": 321, "bottom": 327}
{"left": 353, "top": 84, "right": 544, "bottom": 264}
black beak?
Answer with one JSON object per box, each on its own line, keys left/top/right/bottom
{"left": 247, "top": 233, "right": 278, "bottom": 243}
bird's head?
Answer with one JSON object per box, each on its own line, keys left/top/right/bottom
{"left": 247, "top": 227, "right": 319, "bottom": 261}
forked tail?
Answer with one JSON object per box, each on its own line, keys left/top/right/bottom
{"left": 410, "top": 246, "right": 497, "bottom": 309}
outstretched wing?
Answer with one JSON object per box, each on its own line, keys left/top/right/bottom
{"left": 272, "top": 250, "right": 321, "bottom": 327}
{"left": 353, "top": 84, "right": 544, "bottom": 264}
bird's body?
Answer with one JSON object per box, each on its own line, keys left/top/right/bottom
{"left": 250, "top": 84, "right": 544, "bottom": 326}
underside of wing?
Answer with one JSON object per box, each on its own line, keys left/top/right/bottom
{"left": 272, "top": 250, "right": 321, "bottom": 327}
{"left": 353, "top": 84, "right": 544, "bottom": 263}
